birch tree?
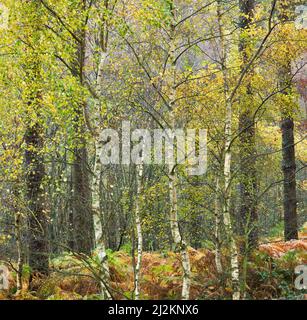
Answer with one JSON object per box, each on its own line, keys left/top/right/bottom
{"left": 22, "top": 0, "right": 49, "bottom": 280}
{"left": 217, "top": 0, "right": 240, "bottom": 300}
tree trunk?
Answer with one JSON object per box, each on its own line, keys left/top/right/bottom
{"left": 167, "top": 2, "right": 191, "bottom": 300}
{"left": 281, "top": 117, "right": 298, "bottom": 240}
{"left": 92, "top": 139, "right": 112, "bottom": 299}
{"left": 169, "top": 168, "right": 191, "bottom": 300}
{"left": 279, "top": 0, "right": 298, "bottom": 241}
{"left": 214, "top": 177, "right": 223, "bottom": 274}
{"left": 72, "top": 141, "right": 94, "bottom": 254}
{"left": 238, "top": 0, "right": 258, "bottom": 248}
{"left": 70, "top": 9, "right": 94, "bottom": 254}
{"left": 23, "top": 2, "right": 49, "bottom": 278}
{"left": 14, "top": 210, "right": 23, "bottom": 293}
{"left": 91, "top": 23, "right": 111, "bottom": 297}
{"left": 217, "top": 1, "right": 240, "bottom": 299}
{"left": 134, "top": 162, "right": 144, "bottom": 300}
{"left": 223, "top": 101, "right": 240, "bottom": 301}
{"left": 25, "top": 122, "right": 49, "bottom": 277}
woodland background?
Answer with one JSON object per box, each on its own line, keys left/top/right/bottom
{"left": 0, "top": 0, "right": 306, "bottom": 300}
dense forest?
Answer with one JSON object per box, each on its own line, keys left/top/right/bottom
{"left": 0, "top": 0, "right": 306, "bottom": 301}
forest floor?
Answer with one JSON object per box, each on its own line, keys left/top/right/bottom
{"left": 1, "top": 233, "right": 306, "bottom": 300}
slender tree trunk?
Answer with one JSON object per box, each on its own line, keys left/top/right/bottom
{"left": 72, "top": 140, "right": 94, "bottom": 254}
{"left": 223, "top": 101, "right": 240, "bottom": 300}
{"left": 92, "top": 140, "right": 112, "bottom": 299}
{"left": 134, "top": 162, "right": 143, "bottom": 300}
{"left": 214, "top": 177, "right": 223, "bottom": 274}
{"left": 91, "top": 14, "right": 111, "bottom": 296}
{"left": 238, "top": 0, "right": 258, "bottom": 248}
{"left": 23, "top": 2, "right": 49, "bottom": 279}
{"left": 68, "top": 167, "right": 74, "bottom": 251}
{"left": 281, "top": 117, "right": 298, "bottom": 240}
{"left": 71, "top": 8, "right": 94, "bottom": 255}
{"left": 279, "top": 0, "right": 298, "bottom": 241}
{"left": 169, "top": 167, "right": 191, "bottom": 300}
{"left": 237, "top": 0, "right": 257, "bottom": 299}
{"left": 167, "top": 2, "right": 191, "bottom": 300}
{"left": 217, "top": 1, "right": 240, "bottom": 299}
{"left": 25, "top": 121, "right": 49, "bottom": 277}
{"left": 14, "top": 210, "right": 23, "bottom": 293}
{"left": 71, "top": 122, "right": 94, "bottom": 254}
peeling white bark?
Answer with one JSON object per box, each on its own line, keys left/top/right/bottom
{"left": 223, "top": 102, "right": 240, "bottom": 300}
{"left": 15, "top": 210, "right": 23, "bottom": 293}
{"left": 92, "top": 140, "right": 112, "bottom": 299}
{"left": 134, "top": 161, "right": 143, "bottom": 300}
{"left": 214, "top": 178, "right": 223, "bottom": 274}
{"left": 87, "top": 3, "right": 111, "bottom": 298}
{"left": 169, "top": 169, "right": 191, "bottom": 300}
{"left": 166, "top": 3, "right": 191, "bottom": 300}
{"left": 218, "top": 1, "right": 240, "bottom": 300}
{"left": 92, "top": 50, "right": 111, "bottom": 298}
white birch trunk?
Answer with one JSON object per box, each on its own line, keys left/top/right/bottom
{"left": 92, "top": 140, "right": 112, "bottom": 299}
{"left": 217, "top": 1, "right": 240, "bottom": 299}
{"left": 167, "top": 2, "right": 191, "bottom": 300}
{"left": 134, "top": 162, "right": 143, "bottom": 300}
{"left": 214, "top": 178, "right": 223, "bottom": 274}
{"left": 169, "top": 168, "right": 191, "bottom": 300}
{"left": 223, "top": 101, "right": 240, "bottom": 300}
{"left": 91, "top": 50, "right": 111, "bottom": 299}
{"left": 15, "top": 210, "right": 23, "bottom": 293}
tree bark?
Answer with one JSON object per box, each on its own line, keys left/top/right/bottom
{"left": 91, "top": 9, "right": 111, "bottom": 296}
{"left": 70, "top": 5, "right": 94, "bottom": 254}
{"left": 92, "top": 139, "right": 112, "bottom": 299}
{"left": 72, "top": 140, "right": 94, "bottom": 254}
{"left": 223, "top": 101, "right": 240, "bottom": 300}
{"left": 217, "top": 1, "right": 240, "bottom": 299}
{"left": 134, "top": 162, "right": 144, "bottom": 300}
{"left": 279, "top": 0, "right": 298, "bottom": 241}
{"left": 214, "top": 177, "right": 223, "bottom": 274}
{"left": 281, "top": 117, "right": 298, "bottom": 240}
{"left": 23, "top": 1, "right": 49, "bottom": 279}
{"left": 25, "top": 122, "right": 49, "bottom": 277}
{"left": 15, "top": 210, "right": 23, "bottom": 293}
{"left": 167, "top": 2, "right": 191, "bottom": 300}
{"left": 238, "top": 0, "right": 258, "bottom": 248}
{"left": 169, "top": 168, "right": 191, "bottom": 300}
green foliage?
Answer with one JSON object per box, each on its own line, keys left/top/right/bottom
{"left": 250, "top": 249, "right": 306, "bottom": 299}
{"left": 0, "top": 0, "right": 306, "bottom": 302}
{"left": 269, "top": 222, "right": 285, "bottom": 238}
